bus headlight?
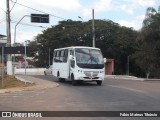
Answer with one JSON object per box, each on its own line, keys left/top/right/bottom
{"left": 100, "top": 71, "right": 104, "bottom": 73}
{"left": 78, "top": 70, "right": 83, "bottom": 73}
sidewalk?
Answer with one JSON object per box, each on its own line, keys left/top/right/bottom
{"left": 105, "top": 75, "right": 160, "bottom": 81}
{"left": 0, "top": 75, "right": 59, "bottom": 94}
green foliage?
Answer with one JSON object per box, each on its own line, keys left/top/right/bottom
{"left": 27, "top": 6, "right": 160, "bottom": 78}
{"left": 29, "top": 19, "right": 137, "bottom": 75}
{"left": 133, "top": 6, "right": 160, "bottom": 78}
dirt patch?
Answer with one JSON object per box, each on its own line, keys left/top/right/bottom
{"left": 0, "top": 75, "right": 35, "bottom": 89}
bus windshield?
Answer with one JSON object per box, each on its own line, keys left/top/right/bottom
{"left": 75, "top": 48, "right": 104, "bottom": 69}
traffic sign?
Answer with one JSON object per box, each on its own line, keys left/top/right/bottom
{"left": 0, "top": 47, "right": 29, "bottom": 54}
{"left": 31, "top": 14, "right": 49, "bottom": 23}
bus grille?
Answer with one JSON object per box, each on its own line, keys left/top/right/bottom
{"left": 84, "top": 71, "right": 99, "bottom": 77}
{"left": 83, "top": 77, "right": 99, "bottom": 79}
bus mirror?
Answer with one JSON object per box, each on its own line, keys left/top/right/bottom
{"left": 104, "top": 58, "right": 107, "bottom": 63}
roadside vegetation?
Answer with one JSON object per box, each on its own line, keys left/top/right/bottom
{"left": 0, "top": 75, "right": 34, "bottom": 89}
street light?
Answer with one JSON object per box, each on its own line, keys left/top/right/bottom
{"left": 92, "top": 9, "right": 95, "bottom": 47}
{"left": 127, "top": 55, "right": 130, "bottom": 76}
{"left": 13, "top": 15, "right": 45, "bottom": 75}
{"left": 49, "top": 48, "right": 51, "bottom": 66}
{"left": 14, "top": 15, "right": 30, "bottom": 46}
{"left": 78, "top": 16, "right": 84, "bottom": 22}
{"left": 13, "top": 15, "right": 30, "bottom": 75}
{"left": 14, "top": 15, "right": 45, "bottom": 45}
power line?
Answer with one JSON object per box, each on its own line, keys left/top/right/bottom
{"left": 0, "top": 19, "right": 6, "bottom": 23}
{"left": 0, "top": 6, "right": 6, "bottom": 13}
{"left": 10, "top": 0, "right": 17, "bottom": 12}
{"left": 10, "top": 0, "right": 65, "bottom": 20}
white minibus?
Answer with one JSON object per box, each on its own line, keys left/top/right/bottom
{"left": 52, "top": 46, "right": 105, "bottom": 85}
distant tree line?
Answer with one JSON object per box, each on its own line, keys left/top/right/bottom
{"left": 27, "top": 6, "right": 160, "bottom": 78}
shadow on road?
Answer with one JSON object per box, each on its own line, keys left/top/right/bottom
{"left": 32, "top": 75, "right": 101, "bottom": 87}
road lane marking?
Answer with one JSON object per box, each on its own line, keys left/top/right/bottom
{"left": 108, "top": 85, "right": 147, "bottom": 94}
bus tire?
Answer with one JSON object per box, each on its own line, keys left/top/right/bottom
{"left": 60, "top": 78, "right": 65, "bottom": 82}
{"left": 96, "top": 81, "right": 102, "bottom": 86}
{"left": 57, "top": 72, "right": 65, "bottom": 82}
{"left": 57, "top": 72, "right": 61, "bottom": 81}
{"left": 71, "top": 74, "right": 76, "bottom": 86}
{"left": 44, "top": 71, "right": 47, "bottom": 75}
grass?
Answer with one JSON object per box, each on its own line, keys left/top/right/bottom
{"left": 0, "top": 75, "right": 35, "bottom": 89}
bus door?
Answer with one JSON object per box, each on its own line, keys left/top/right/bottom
{"left": 68, "top": 49, "right": 75, "bottom": 79}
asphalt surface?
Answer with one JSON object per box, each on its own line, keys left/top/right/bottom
{"left": 0, "top": 75, "right": 160, "bottom": 120}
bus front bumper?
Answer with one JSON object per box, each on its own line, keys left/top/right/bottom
{"left": 74, "top": 72, "right": 104, "bottom": 81}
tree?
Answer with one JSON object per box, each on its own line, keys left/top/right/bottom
{"left": 133, "top": 6, "right": 160, "bottom": 78}
{"left": 30, "top": 19, "right": 137, "bottom": 75}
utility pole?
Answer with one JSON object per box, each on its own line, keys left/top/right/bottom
{"left": 6, "top": 0, "right": 13, "bottom": 75}
{"left": 92, "top": 9, "right": 95, "bottom": 47}
{"left": 49, "top": 48, "right": 50, "bottom": 66}
{"left": 127, "top": 56, "right": 130, "bottom": 75}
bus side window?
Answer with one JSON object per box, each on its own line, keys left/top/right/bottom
{"left": 54, "top": 51, "right": 57, "bottom": 62}
{"left": 70, "top": 50, "right": 72, "bottom": 55}
{"left": 70, "top": 50, "right": 74, "bottom": 56}
{"left": 70, "top": 50, "right": 75, "bottom": 68}
{"left": 64, "top": 49, "right": 68, "bottom": 62}
{"left": 56, "top": 51, "right": 60, "bottom": 62}
{"left": 60, "top": 50, "right": 64, "bottom": 62}
{"left": 58, "top": 51, "right": 61, "bottom": 62}
{"left": 53, "top": 51, "right": 56, "bottom": 57}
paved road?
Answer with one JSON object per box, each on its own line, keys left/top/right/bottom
{"left": 0, "top": 75, "right": 160, "bottom": 120}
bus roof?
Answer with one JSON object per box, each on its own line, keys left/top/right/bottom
{"left": 54, "top": 46, "right": 100, "bottom": 51}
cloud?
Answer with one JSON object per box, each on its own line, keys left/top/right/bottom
{"left": 0, "top": 0, "right": 6, "bottom": 23}
{"left": 0, "top": 0, "right": 6, "bottom": 35}
{"left": 116, "top": 14, "right": 145, "bottom": 30}
{"left": 136, "top": 14, "right": 145, "bottom": 21}
{"left": 1, "top": 0, "right": 158, "bottom": 43}
{"left": 94, "top": 0, "right": 112, "bottom": 12}
{"left": 25, "top": 0, "right": 81, "bottom": 12}
{"left": 0, "top": 0, "right": 6, "bottom": 11}
{"left": 82, "top": 0, "right": 112, "bottom": 17}
{"left": 117, "top": 20, "right": 136, "bottom": 28}
{"left": 8, "top": 0, "right": 83, "bottom": 25}
{"left": 11, "top": 28, "right": 41, "bottom": 44}
{"left": 131, "top": 0, "right": 156, "bottom": 7}
{"left": 120, "top": 4, "right": 134, "bottom": 14}
{"left": 112, "top": 0, "right": 156, "bottom": 15}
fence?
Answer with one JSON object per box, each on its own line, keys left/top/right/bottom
{"left": 14, "top": 68, "right": 46, "bottom": 75}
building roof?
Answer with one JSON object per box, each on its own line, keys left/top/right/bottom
{"left": 0, "top": 34, "right": 7, "bottom": 44}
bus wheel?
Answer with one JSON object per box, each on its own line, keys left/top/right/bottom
{"left": 96, "top": 81, "right": 102, "bottom": 86}
{"left": 44, "top": 71, "right": 47, "bottom": 75}
{"left": 57, "top": 72, "right": 65, "bottom": 82}
{"left": 71, "top": 74, "right": 76, "bottom": 86}
{"left": 60, "top": 78, "right": 65, "bottom": 82}
{"left": 57, "top": 72, "right": 61, "bottom": 81}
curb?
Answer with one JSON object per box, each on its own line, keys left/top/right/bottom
{"left": 15, "top": 76, "right": 34, "bottom": 84}
{"left": 143, "top": 79, "right": 160, "bottom": 81}
{"left": 105, "top": 75, "right": 160, "bottom": 81}
{"left": 106, "top": 77, "right": 145, "bottom": 81}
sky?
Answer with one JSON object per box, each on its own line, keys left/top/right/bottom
{"left": 0, "top": 0, "right": 159, "bottom": 44}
